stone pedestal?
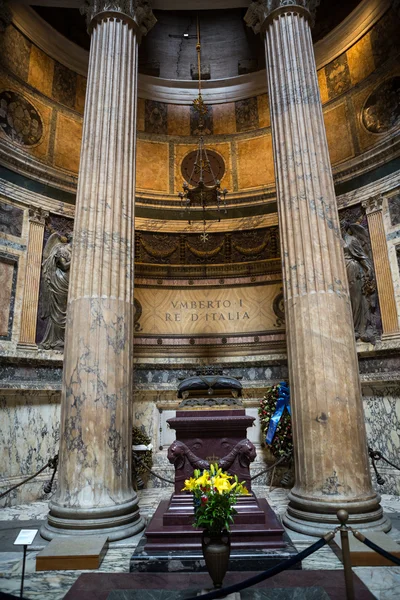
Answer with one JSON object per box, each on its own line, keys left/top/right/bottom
{"left": 143, "top": 409, "right": 286, "bottom": 553}
{"left": 41, "top": 1, "right": 156, "bottom": 541}
{"left": 168, "top": 409, "right": 255, "bottom": 493}
{"left": 245, "top": 1, "right": 389, "bottom": 535}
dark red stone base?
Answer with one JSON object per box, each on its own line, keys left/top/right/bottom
{"left": 144, "top": 494, "right": 286, "bottom": 552}
{"left": 64, "top": 571, "right": 376, "bottom": 600}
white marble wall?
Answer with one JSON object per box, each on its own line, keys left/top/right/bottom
{"left": 1, "top": 386, "right": 400, "bottom": 504}
{"left": 363, "top": 385, "right": 400, "bottom": 495}
{"left": 0, "top": 390, "right": 60, "bottom": 507}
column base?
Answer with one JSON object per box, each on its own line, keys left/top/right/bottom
{"left": 40, "top": 497, "right": 145, "bottom": 542}
{"left": 282, "top": 490, "right": 391, "bottom": 537}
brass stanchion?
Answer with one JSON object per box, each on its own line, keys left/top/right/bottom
{"left": 337, "top": 509, "right": 355, "bottom": 600}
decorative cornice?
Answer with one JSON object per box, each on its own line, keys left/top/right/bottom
{"left": 28, "top": 205, "right": 49, "bottom": 226}
{"left": 362, "top": 194, "right": 384, "bottom": 215}
{"left": 80, "top": 0, "right": 156, "bottom": 38}
{"left": 244, "top": 0, "right": 320, "bottom": 34}
{"left": 11, "top": 0, "right": 391, "bottom": 99}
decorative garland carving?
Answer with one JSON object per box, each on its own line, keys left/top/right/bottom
{"left": 232, "top": 239, "right": 267, "bottom": 256}
{"left": 186, "top": 240, "right": 225, "bottom": 260}
{"left": 140, "top": 237, "right": 179, "bottom": 260}
{"left": 135, "top": 227, "right": 280, "bottom": 266}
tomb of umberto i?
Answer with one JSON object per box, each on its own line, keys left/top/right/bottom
{"left": 0, "top": 0, "right": 399, "bottom": 540}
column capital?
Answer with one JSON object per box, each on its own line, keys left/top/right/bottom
{"left": 28, "top": 206, "right": 48, "bottom": 226}
{"left": 244, "top": 0, "right": 320, "bottom": 34}
{"left": 362, "top": 195, "right": 384, "bottom": 216}
{"left": 81, "top": 0, "right": 156, "bottom": 38}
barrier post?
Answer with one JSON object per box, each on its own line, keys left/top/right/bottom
{"left": 337, "top": 509, "right": 355, "bottom": 600}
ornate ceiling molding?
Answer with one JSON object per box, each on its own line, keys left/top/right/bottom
{"left": 11, "top": 0, "right": 391, "bottom": 102}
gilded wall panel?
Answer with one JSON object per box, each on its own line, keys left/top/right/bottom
{"left": 236, "top": 135, "right": 274, "bottom": 190}
{"left": 135, "top": 282, "right": 283, "bottom": 336}
{"left": 75, "top": 75, "right": 87, "bottom": 114}
{"left": 212, "top": 103, "right": 236, "bottom": 135}
{"left": 325, "top": 53, "right": 352, "bottom": 100}
{"left": 174, "top": 141, "right": 232, "bottom": 193}
{"left": 0, "top": 26, "right": 31, "bottom": 82}
{"left": 317, "top": 68, "right": 329, "bottom": 105}
{"left": 324, "top": 103, "right": 354, "bottom": 165}
{"left": 346, "top": 32, "right": 374, "bottom": 87}
{"left": 52, "top": 62, "right": 77, "bottom": 110}
{"left": 136, "top": 139, "right": 169, "bottom": 193}
{"left": 54, "top": 113, "right": 82, "bottom": 172}
{"left": 145, "top": 100, "right": 168, "bottom": 135}
{"left": 235, "top": 97, "right": 259, "bottom": 132}
{"left": 167, "top": 104, "right": 190, "bottom": 136}
{"left": 137, "top": 98, "right": 145, "bottom": 132}
{"left": 28, "top": 46, "right": 54, "bottom": 98}
{"left": 257, "top": 94, "right": 270, "bottom": 129}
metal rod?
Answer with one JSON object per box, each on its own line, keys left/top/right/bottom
{"left": 337, "top": 509, "right": 355, "bottom": 600}
{"left": 20, "top": 545, "right": 27, "bottom": 598}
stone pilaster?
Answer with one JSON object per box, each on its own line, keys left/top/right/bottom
{"left": 245, "top": 1, "right": 389, "bottom": 535}
{"left": 41, "top": 1, "right": 156, "bottom": 541}
{"left": 18, "top": 206, "right": 48, "bottom": 348}
{"left": 362, "top": 195, "right": 400, "bottom": 337}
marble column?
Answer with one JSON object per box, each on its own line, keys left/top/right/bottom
{"left": 18, "top": 206, "right": 48, "bottom": 348}
{"left": 245, "top": 1, "right": 389, "bottom": 535}
{"left": 362, "top": 195, "right": 400, "bottom": 337}
{"left": 41, "top": 1, "right": 156, "bottom": 541}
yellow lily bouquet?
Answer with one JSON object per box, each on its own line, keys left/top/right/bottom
{"left": 182, "top": 464, "right": 250, "bottom": 534}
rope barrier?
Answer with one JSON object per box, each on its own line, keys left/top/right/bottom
{"left": 133, "top": 453, "right": 175, "bottom": 485}
{"left": 0, "top": 455, "right": 58, "bottom": 500}
{"left": 185, "top": 534, "right": 332, "bottom": 600}
{"left": 353, "top": 531, "right": 400, "bottom": 566}
{"left": 250, "top": 454, "right": 288, "bottom": 481}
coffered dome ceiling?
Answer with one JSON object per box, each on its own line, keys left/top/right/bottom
{"left": 32, "top": 1, "right": 362, "bottom": 80}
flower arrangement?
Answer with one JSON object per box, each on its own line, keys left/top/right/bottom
{"left": 182, "top": 464, "right": 250, "bottom": 534}
{"left": 259, "top": 382, "right": 293, "bottom": 458}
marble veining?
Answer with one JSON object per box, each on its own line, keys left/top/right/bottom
{"left": 1, "top": 488, "right": 400, "bottom": 600}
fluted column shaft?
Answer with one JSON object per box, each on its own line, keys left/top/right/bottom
{"left": 18, "top": 207, "right": 48, "bottom": 347}
{"left": 42, "top": 3, "right": 155, "bottom": 541}
{"left": 363, "top": 196, "right": 400, "bottom": 336}
{"left": 246, "top": 1, "right": 389, "bottom": 534}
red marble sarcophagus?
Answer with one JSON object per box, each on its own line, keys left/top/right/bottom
{"left": 144, "top": 409, "right": 285, "bottom": 552}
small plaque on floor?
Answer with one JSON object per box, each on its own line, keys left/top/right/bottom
{"left": 36, "top": 535, "right": 108, "bottom": 571}
{"left": 333, "top": 532, "right": 400, "bottom": 566}
{"left": 107, "top": 588, "right": 330, "bottom": 599}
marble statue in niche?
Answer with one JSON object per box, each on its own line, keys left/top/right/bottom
{"left": 39, "top": 232, "right": 72, "bottom": 350}
{"left": 342, "top": 221, "right": 378, "bottom": 343}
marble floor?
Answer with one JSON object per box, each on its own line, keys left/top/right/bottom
{"left": 0, "top": 487, "right": 399, "bottom": 600}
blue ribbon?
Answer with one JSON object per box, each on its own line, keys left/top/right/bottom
{"left": 266, "top": 381, "right": 291, "bottom": 445}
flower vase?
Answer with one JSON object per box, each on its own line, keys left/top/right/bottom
{"left": 201, "top": 530, "right": 231, "bottom": 588}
